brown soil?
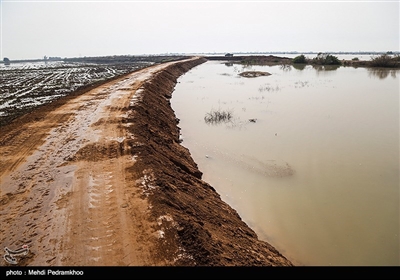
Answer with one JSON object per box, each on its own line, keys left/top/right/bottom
{"left": 239, "top": 71, "right": 272, "bottom": 78}
{"left": 0, "top": 57, "right": 293, "bottom": 267}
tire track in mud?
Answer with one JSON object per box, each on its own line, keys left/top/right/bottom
{"left": 0, "top": 60, "right": 192, "bottom": 266}
{"left": 60, "top": 73, "right": 155, "bottom": 266}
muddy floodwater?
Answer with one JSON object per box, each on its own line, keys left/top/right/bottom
{"left": 171, "top": 60, "right": 399, "bottom": 266}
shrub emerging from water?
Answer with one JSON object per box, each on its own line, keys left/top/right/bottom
{"left": 312, "top": 53, "right": 341, "bottom": 65}
{"left": 204, "top": 108, "right": 233, "bottom": 124}
{"left": 370, "top": 54, "right": 400, "bottom": 68}
{"left": 293, "top": 54, "right": 307, "bottom": 64}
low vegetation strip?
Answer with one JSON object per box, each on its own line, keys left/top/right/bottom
{"left": 207, "top": 53, "right": 400, "bottom": 68}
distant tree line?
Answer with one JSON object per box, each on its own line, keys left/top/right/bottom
{"left": 48, "top": 56, "right": 62, "bottom": 61}
{"left": 292, "top": 52, "right": 400, "bottom": 68}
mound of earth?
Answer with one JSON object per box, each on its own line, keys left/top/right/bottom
{"left": 239, "top": 71, "right": 271, "bottom": 78}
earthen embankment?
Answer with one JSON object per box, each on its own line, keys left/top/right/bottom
{"left": 127, "top": 57, "right": 293, "bottom": 266}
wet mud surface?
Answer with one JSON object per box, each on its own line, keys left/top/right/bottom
{"left": 0, "top": 57, "right": 293, "bottom": 266}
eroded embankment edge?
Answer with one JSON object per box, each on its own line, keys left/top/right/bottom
{"left": 127, "top": 57, "right": 294, "bottom": 266}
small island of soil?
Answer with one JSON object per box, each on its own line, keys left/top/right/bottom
{"left": 239, "top": 71, "right": 271, "bottom": 78}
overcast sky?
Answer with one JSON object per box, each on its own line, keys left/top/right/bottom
{"left": 1, "top": 0, "right": 399, "bottom": 60}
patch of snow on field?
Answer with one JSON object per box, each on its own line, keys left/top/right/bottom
{"left": 0, "top": 61, "right": 150, "bottom": 122}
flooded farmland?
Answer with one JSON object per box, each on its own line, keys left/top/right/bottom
{"left": 0, "top": 56, "right": 188, "bottom": 126}
{"left": 171, "top": 60, "right": 399, "bottom": 266}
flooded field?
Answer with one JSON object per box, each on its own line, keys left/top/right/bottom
{"left": 171, "top": 61, "right": 399, "bottom": 266}
{"left": 0, "top": 60, "right": 154, "bottom": 125}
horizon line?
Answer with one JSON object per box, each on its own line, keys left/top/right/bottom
{"left": 3, "top": 50, "right": 399, "bottom": 62}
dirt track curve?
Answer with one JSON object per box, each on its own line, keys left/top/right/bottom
{"left": 0, "top": 60, "right": 185, "bottom": 266}
{"left": 0, "top": 57, "right": 293, "bottom": 267}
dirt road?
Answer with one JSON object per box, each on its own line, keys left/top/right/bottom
{"left": 0, "top": 59, "right": 190, "bottom": 266}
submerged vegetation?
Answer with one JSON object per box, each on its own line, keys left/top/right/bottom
{"left": 204, "top": 108, "right": 233, "bottom": 125}
{"left": 311, "top": 53, "right": 342, "bottom": 65}
{"left": 292, "top": 53, "right": 400, "bottom": 68}
{"left": 226, "top": 52, "right": 400, "bottom": 69}
{"left": 259, "top": 84, "right": 281, "bottom": 92}
{"left": 292, "top": 54, "right": 307, "bottom": 64}
{"left": 370, "top": 54, "right": 400, "bottom": 68}
{"left": 293, "top": 53, "right": 340, "bottom": 65}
